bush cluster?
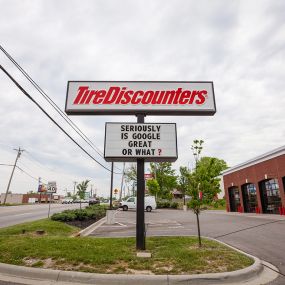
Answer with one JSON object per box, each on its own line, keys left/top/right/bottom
{"left": 157, "top": 200, "right": 179, "bottom": 209}
{"left": 212, "top": 199, "right": 226, "bottom": 208}
{"left": 51, "top": 205, "right": 107, "bottom": 222}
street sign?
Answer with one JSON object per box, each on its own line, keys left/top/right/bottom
{"left": 104, "top": 123, "right": 178, "bottom": 162}
{"left": 47, "top": 181, "right": 57, "bottom": 193}
{"left": 65, "top": 81, "right": 216, "bottom": 116}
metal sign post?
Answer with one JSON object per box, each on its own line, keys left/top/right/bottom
{"left": 136, "top": 114, "right": 145, "bottom": 250}
{"left": 48, "top": 193, "right": 52, "bottom": 218}
{"left": 47, "top": 181, "right": 57, "bottom": 219}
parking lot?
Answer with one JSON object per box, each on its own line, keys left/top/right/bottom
{"left": 90, "top": 209, "right": 285, "bottom": 284}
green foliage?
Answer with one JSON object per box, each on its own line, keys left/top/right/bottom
{"left": 0, "top": 235, "right": 253, "bottom": 274}
{"left": 178, "top": 166, "right": 190, "bottom": 197}
{"left": 76, "top": 180, "right": 90, "bottom": 200}
{"left": 170, "top": 201, "right": 179, "bottom": 209}
{"left": 186, "top": 141, "right": 228, "bottom": 214}
{"left": 156, "top": 200, "right": 178, "bottom": 209}
{"left": 146, "top": 179, "right": 160, "bottom": 197}
{"left": 150, "top": 162, "right": 177, "bottom": 199}
{"left": 0, "top": 219, "right": 78, "bottom": 237}
{"left": 51, "top": 205, "right": 106, "bottom": 222}
{"left": 212, "top": 199, "right": 226, "bottom": 209}
{"left": 76, "top": 180, "right": 90, "bottom": 209}
{"left": 125, "top": 164, "right": 137, "bottom": 184}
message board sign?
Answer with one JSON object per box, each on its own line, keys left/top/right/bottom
{"left": 65, "top": 81, "right": 216, "bottom": 116}
{"left": 104, "top": 123, "right": 177, "bottom": 162}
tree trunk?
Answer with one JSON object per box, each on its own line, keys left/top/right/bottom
{"left": 80, "top": 200, "right": 82, "bottom": 210}
{"left": 195, "top": 212, "right": 202, "bottom": 247}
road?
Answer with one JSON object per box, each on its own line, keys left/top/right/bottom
{"left": 0, "top": 203, "right": 84, "bottom": 228}
{"left": 90, "top": 209, "right": 285, "bottom": 284}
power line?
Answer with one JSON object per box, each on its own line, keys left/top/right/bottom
{"left": 0, "top": 44, "right": 122, "bottom": 172}
{"left": 0, "top": 45, "right": 118, "bottom": 166}
{"left": 16, "top": 165, "right": 41, "bottom": 182}
{"left": 22, "top": 151, "right": 56, "bottom": 173}
{"left": 0, "top": 163, "right": 13, "bottom": 167}
{"left": 0, "top": 64, "right": 121, "bottom": 174}
{"left": 1, "top": 162, "right": 47, "bottom": 183}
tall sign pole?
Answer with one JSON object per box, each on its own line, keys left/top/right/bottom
{"left": 3, "top": 147, "right": 24, "bottom": 205}
{"left": 109, "top": 162, "right": 114, "bottom": 209}
{"left": 136, "top": 114, "right": 145, "bottom": 250}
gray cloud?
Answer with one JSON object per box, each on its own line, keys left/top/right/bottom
{"left": 0, "top": 0, "right": 285, "bottom": 196}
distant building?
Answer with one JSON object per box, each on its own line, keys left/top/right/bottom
{"left": 222, "top": 146, "right": 285, "bottom": 214}
{"left": 0, "top": 193, "right": 61, "bottom": 204}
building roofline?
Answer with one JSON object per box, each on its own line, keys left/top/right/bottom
{"left": 222, "top": 145, "right": 285, "bottom": 176}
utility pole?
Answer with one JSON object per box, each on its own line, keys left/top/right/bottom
{"left": 119, "top": 162, "right": 125, "bottom": 201}
{"left": 38, "top": 177, "right": 42, "bottom": 203}
{"left": 3, "top": 147, "right": 24, "bottom": 205}
{"left": 73, "top": 181, "right": 77, "bottom": 195}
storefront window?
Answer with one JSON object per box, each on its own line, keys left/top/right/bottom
{"left": 260, "top": 178, "right": 281, "bottom": 214}
{"left": 242, "top": 183, "right": 257, "bottom": 213}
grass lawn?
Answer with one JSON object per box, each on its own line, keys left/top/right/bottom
{"left": 0, "top": 219, "right": 253, "bottom": 275}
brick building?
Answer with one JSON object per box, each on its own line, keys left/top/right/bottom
{"left": 0, "top": 193, "right": 60, "bottom": 204}
{"left": 223, "top": 146, "right": 285, "bottom": 214}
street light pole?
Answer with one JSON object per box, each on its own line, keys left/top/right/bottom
{"left": 3, "top": 147, "right": 24, "bottom": 205}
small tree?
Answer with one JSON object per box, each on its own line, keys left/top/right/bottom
{"left": 76, "top": 180, "right": 90, "bottom": 210}
{"left": 188, "top": 140, "right": 204, "bottom": 247}
{"left": 187, "top": 140, "right": 228, "bottom": 247}
{"left": 146, "top": 179, "right": 160, "bottom": 198}
{"left": 178, "top": 166, "right": 190, "bottom": 206}
{"left": 149, "top": 162, "right": 177, "bottom": 199}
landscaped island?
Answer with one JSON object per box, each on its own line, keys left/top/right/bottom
{"left": 0, "top": 218, "right": 253, "bottom": 275}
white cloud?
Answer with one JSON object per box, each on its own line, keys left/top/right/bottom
{"left": 0, "top": 0, "right": 284, "bottom": 196}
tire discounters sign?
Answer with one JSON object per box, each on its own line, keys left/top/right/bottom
{"left": 104, "top": 123, "right": 177, "bottom": 162}
{"left": 65, "top": 81, "right": 216, "bottom": 116}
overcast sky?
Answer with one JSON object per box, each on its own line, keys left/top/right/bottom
{"left": 0, "top": 0, "right": 284, "bottom": 197}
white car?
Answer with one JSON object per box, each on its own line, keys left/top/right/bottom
{"left": 119, "top": 196, "right": 156, "bottom": 212}
{"left": 61, "top": 198, "right": 73, "bottom": 204}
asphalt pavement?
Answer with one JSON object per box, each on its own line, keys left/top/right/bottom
{"left": 0, "top": 203, "right": 83, "bottom": 228}
{"left": 90, "top": 209, "right": 285, "bottom": 284}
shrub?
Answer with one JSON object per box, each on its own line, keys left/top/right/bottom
{"left": 51, "top": 205, "right": 106, "bottom": 222}
{"left": 170, "top": 202, "right": 179, "bottom": 209}
{"left": 157, "top": 200, "right": 178, "bottom": 209}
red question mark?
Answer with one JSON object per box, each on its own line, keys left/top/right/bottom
{"left": 158, "top": 149, "right": 162, "bottom": 155}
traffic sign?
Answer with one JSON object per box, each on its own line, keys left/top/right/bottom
{"left": 47, "top": 181, "right": 57, "bottom": 193}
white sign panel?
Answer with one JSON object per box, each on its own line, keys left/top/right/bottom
{"left": 65, "top": 81, "right": 216, "bottom": 116}
{"left": 47, "top": 181, "right": 57, "bottom": 193}
{"left": 104, "top": 123, "right": 178, "bottom": 162}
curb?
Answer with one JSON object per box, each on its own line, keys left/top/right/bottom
{"left": 0, "top": 238, "right": 265, "bottom": 285}
{"left": 78, "top": 209, "right": 120, "bottom": 237}
{"left": 77, "top": 216, "right": 107, "bottom": 237}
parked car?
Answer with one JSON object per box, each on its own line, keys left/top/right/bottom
{"left": 119, "top": 196, "right": 156, "bottom": 212}
{"left": 88, "top": 198, "right": 100, "bottom": 206}
{"left": 61, "top": 198, "right": 73, "bottom": 204}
